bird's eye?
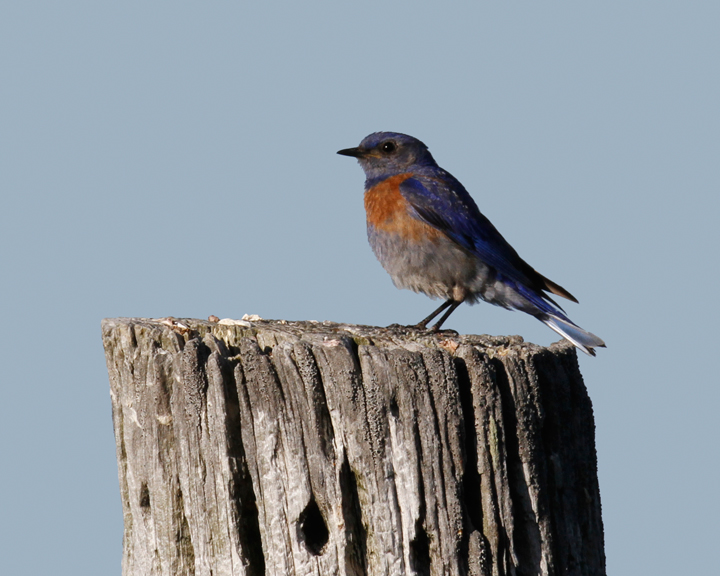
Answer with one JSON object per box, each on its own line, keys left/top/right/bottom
{"left": 380, "top": 141, "right": 397, "bottom": 154}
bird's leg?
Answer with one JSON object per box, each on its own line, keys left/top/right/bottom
{"left": 430, "top": 300, "right": 463, "bottom": 332}
{"left": 415, "top": 299, "right": 455, "bottom": 329}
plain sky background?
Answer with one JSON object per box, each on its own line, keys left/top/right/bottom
{"left": 2, "top": 2, "right": 718, "bottom": 574}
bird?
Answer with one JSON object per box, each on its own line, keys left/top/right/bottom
{"left": 337, "top": 131, "right": 605, "bottom": 356}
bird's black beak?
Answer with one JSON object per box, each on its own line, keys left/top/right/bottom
{"left": 337, "top": 147, "right": 363, "bottom": 158}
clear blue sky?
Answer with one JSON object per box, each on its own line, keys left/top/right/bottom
{"left": 1, "top": 2, "right": 718, "bottom": 574}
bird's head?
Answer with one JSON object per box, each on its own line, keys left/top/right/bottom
{"left": 337, "top": 132, "right": 437, "bottom": 180}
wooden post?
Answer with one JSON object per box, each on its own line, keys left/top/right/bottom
{"left": 102, "top": 317, "right": 605, "bottom": 576}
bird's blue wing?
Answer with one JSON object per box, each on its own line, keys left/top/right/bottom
{"left": 399, "top": 174, "right": 538, "bottom": 288}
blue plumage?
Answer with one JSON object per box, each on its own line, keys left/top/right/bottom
{"left": 338, "top": 132, "right": 605, "bottom": 356}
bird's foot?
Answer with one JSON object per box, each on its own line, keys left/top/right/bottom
{"left": 386, "top": 322, "right": 434, "bottom": 333}
{"left": 431, "top": 327, "right": 459, "bottom": 336}
{"left": 385, "top": 322, "right": 456, "bottom": 335}
{"left": 386, "top": 323, "right": 416, "bottom": 331}
{"left": 409, "top": 322, "right": 459, "bottom": 335}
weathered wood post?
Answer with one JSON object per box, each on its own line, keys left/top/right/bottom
{"left": 102, "top": 317, "right": 605, "bottom": 576}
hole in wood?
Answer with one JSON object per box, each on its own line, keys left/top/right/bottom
{"left": 298, "top": 496, "right": 329, "bottom": 556}
{"left": 410, "top": 522, "right": 430, "bottom": 576}
{"left": 389, "top": 397, "right": 400, "bottom": 418}
{"left": 139, "top": 482, "right": 150, "bottom": 510}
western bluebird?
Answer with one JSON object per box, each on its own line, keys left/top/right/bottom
{"left": 337, "top": 131, "right": 605, "bottom": 356}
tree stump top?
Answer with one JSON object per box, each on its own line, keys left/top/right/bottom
{"left": 102, "top": 316, "right": 574, "bottom": 359}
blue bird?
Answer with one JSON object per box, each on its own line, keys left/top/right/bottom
{"left": 338, "top": 132, "right": 605, "bottom": 356}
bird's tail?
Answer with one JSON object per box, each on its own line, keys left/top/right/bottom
{"left": 538, "top": 313, "right": 606, "bottom": 357}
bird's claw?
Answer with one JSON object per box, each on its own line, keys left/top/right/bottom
{"left": 432, "top": 327, "right": 459, "bottom": 336}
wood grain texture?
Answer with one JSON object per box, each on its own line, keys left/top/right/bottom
{"left": 102, "top": 317, "right": 605, "bottom": 576}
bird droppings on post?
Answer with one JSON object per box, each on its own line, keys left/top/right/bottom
{"left": 242, "top": 314, "right": 264, "bottom": 322}
{"left": 217, "top": 318, "right": 252, "bottom": 327}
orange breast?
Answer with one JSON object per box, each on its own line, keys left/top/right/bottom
{"left": 364, "top": 174, "right": 443, "bottom": 242}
